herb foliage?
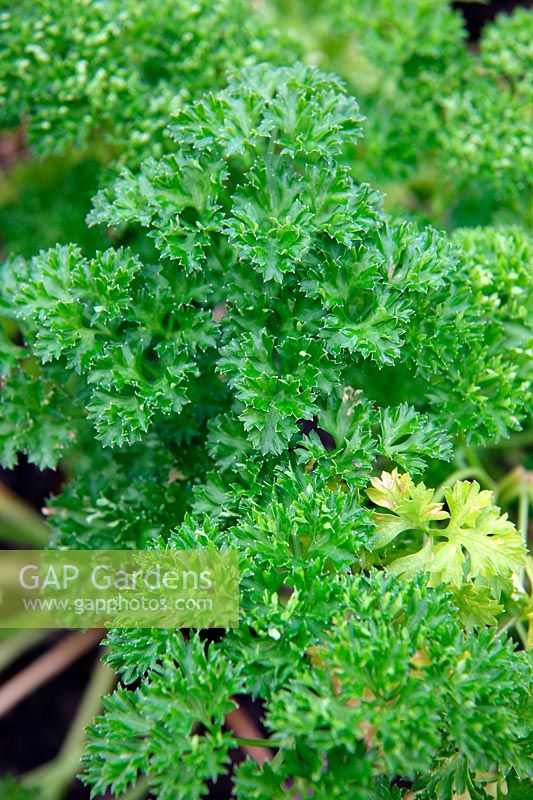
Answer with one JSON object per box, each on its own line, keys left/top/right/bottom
{"left": 0, "top": 2, "right": 531, "bottom": 799}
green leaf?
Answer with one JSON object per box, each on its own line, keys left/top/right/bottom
{"left": 368, "top": 472, "right": 526, "bottom": 607}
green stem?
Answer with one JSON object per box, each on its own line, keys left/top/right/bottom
{"left": 518, "top": 490, "right": 530, "bottom": 547}
{"left": 515, "top": 621, "right": 528, "bottom": 650}
{"left": 464, "top": 447, "right": 484, "bottom": 470}
{"left": 496, "top": 616, "right": 516, "bottom": 637}
{"left": 0, "top": 629, "right": 48, "bottom": 674}
{"left": 0, "top": 483, "right": 49, "bottom": 547}
{"left": 517, "top": 489, "right": 530, "bottom": 597}
{"left": 434, "top": 466, "right": 497, "bottom": 502}
{"left": 235, "top": 736, "right": 282, "bottom": 749}
{"left": 121, "top": 777, "right": 150, "bottom": 800}
{"left": 23, "top": 658, "right": 115, "bottom": 800}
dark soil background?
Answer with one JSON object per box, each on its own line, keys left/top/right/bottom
{"left": 0, "top": 2, "right": 529, "bottom": 797}
{"left": 454, "top": 0, "right": 528, "bottom": 38}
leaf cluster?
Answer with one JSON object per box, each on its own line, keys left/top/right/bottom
{"left": 270, "top": 0, "right": 532, "bottom": 227}
{"left": 0, "top": 0, "right": 294, "bottom": 166}
{"left": 0, "top": 11, "right": 531, "bottom": 800}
